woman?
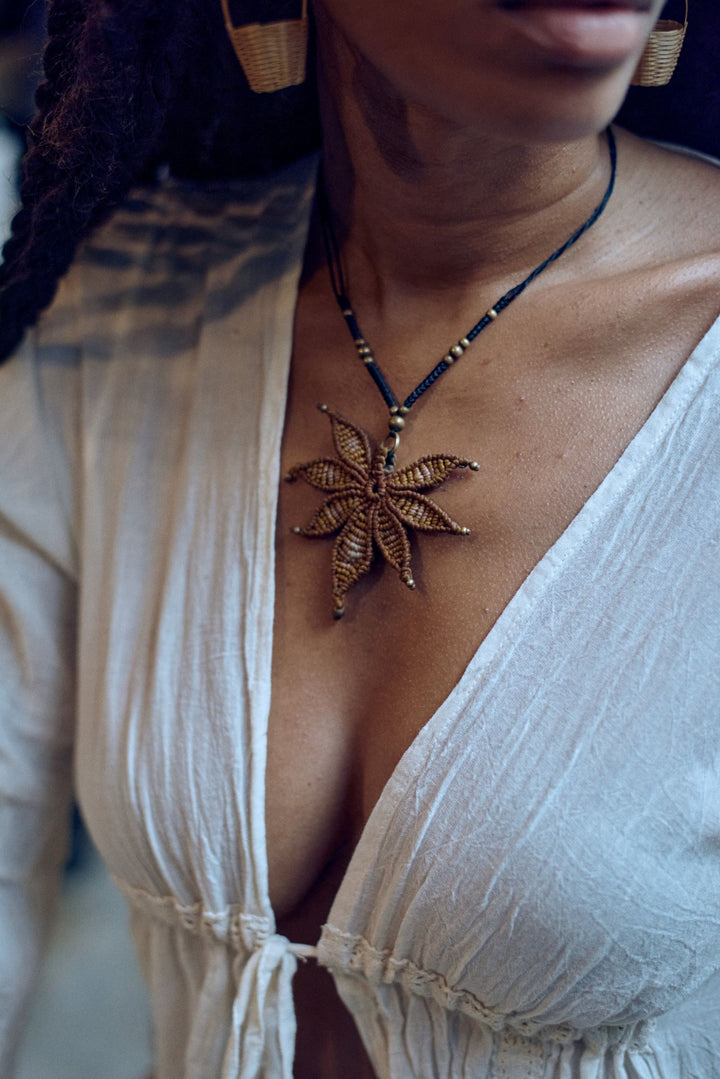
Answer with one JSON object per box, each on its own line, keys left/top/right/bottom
{"left": 0, "top": 0, "right": 719, "bottom": 1076}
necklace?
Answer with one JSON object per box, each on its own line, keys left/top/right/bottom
{"left": 286, "top": 129, "right": 617, "bottom": 620}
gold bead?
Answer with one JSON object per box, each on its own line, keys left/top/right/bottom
{"left": 291, "top": 526, "right": 303, "bottom": 534}
{"left": 342, "top": 308, "right": 352, "bottom": 317}
{"left": 405, "top": 577, "right": 415, "bottom": 590}
{"left": 318, "top": 403, "right": 329, "bottom": 413}
{"left": 469, "top": 461, "right": 480, "bottom": 471}
{"left": 390, "top": 406, "right": 399, "bottom": 414}
{"left": 450, "top": 343, "right": 464, "bottom": 359}
{"left": 443, "top": 353, "right": 454, "bottom": 365}
{"left": 461, "top": 527, "right": 471, "bottom": 535}
{"left": 358, "top": 345, "right": 372, "bottom": 357}
{"left": 388, "top": 414, "right": 405, "bottom": 432}
{"left": 460, "top": 337, "right": 471, "bottom": 348}
{"left": 399, "top": 406, "right": 410, "bottom": 415}
{"left": 487, "top": 308, "right": 498, "bottom": 320}
{"left": 333, "top": 605, "right": 345, "bottom": 620}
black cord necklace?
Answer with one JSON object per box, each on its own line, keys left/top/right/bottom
{"left": 286, "top": 129, "right": 618, "bottom": 620}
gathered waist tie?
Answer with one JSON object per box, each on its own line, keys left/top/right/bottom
{"left": 222, "top": 932, "right": 318, "bottom": 1079}
{"left": 112, "top": 876, "right": 318, "bottom": 1078}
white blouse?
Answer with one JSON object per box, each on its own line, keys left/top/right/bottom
{"left": 0, "top": 154, "right": 719, "bottom": 1079}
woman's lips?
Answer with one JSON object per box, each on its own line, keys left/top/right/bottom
{"left": 496, "top": 1, "right": 654, "bottom": 69}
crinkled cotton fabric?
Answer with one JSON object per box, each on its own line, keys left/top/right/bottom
{"left": 0, "top": 153, "right": 719, "bottom": 1078}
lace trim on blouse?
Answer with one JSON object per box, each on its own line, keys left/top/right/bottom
{"left": 319, "top": 925, "right": 655, "bottom": 1053}
{"left": 112, "top": 876, "right": 317, "bottom": 959}
{"left": 113, "top": 876, "right": 656, "bottom": 1055}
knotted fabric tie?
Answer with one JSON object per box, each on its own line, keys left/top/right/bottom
{"left": 222, "top": 933, "right": 318, "bottom": 1079}
{"left": 112, "top": 877, "right": 318, "bottom": 1078}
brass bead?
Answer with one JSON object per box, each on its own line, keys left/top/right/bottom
{"left": 358, "top": 345, "right": 372, "bottom": 357}
{"left": 443, "top": 353, "right": 454, "bottom": 365}
{"left": 291, "top": 526, "right": 303, "bottom": 534}
{"left": 318, "top": 403, "right": 329, "bottom": 413}
{"left": 333, "top": 605, "right": 345, "bottom": 620}
{"left": 342, "top": 308, "right": 353, "bottom": 317}
{"left": 390, "top": 406, "right": 399, "bottom": 414}
{"left": 460, "top": 337, "right": 471, "bottom": 348}
{"left": 450, "top": 343, "right": 464, "bottom": 359}
{"left": 469, "top": 461, "right": 480, "bottom": 471}
{"left": 461, "top": 527, "right": 471, "bottom": 535}
{"left": 487, "top": 308, "right": 498, "bottom": 320}
{"left": 399, "top": 406, "right": 410, "bottom": 415}
{"left": 388, "top": 414, "right": 405, "bottom": 432}
{"left": 405, "top": 577, "right": 415, "bottom": 590}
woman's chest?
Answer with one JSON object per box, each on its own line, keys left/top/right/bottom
{"left": 264, "top": 276, "right": 712, "bottom": 922}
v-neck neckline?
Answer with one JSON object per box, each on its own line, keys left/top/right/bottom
{"left": 253, "top": 161, "right": 720, "bottom": 942}
{"left": 318, "top": 309, "right": 720, "bottom": 939}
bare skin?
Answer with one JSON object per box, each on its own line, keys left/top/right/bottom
{"left": 259, "top": 1, "right": 720, "bottom": 1073}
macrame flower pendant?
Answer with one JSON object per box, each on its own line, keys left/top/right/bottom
{"left": 286, "top": 406, "right": 478, "bottom": 619}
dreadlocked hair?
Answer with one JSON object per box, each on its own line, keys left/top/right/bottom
{"left": 0, "top": 0, "right": 320, "bottom": 363}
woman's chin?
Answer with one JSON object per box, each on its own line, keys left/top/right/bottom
{"left": 495, "top": 75, "right": 636, "bottom": 142}
{"left": 406, "top": 58, "right": 638, "bottom": 146}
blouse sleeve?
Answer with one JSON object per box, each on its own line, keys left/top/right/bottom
{"left": 0, "top": 330, "right": 79, "bottom": 1072}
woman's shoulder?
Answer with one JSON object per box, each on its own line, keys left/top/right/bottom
{"left": 0, "top": 153, "right": 318, "bottom": 392}
{"left": 614, "top": 127, "right": 720, "bottom": 263}
{"left": 85, "top": 154, "right": 318, "bottom": 263}
{"left": 0, "top": 154, "right": 318, "bottom": 570}
{"left": 64, "top": 155, "right": 317, "bottom": 330}
{"left": 587, "top": 128, "right": 720, "bottom": 377}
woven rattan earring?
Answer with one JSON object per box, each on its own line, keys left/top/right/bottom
{"left": 221, "top": 0, "right": 308, "bottom": 93}
{"left": 631, "top": 0, "right": 688, "bottom": 86}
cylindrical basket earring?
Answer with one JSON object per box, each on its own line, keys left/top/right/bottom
{"left": 221, "top": 0, "right": 308, "bottom": 94}
{"left": 631, "top": 0, "right": 688, "bottom": 86}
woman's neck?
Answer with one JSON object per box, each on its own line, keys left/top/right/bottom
{"left": 315, "top": 28, "right": 616, "bottom": 317}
